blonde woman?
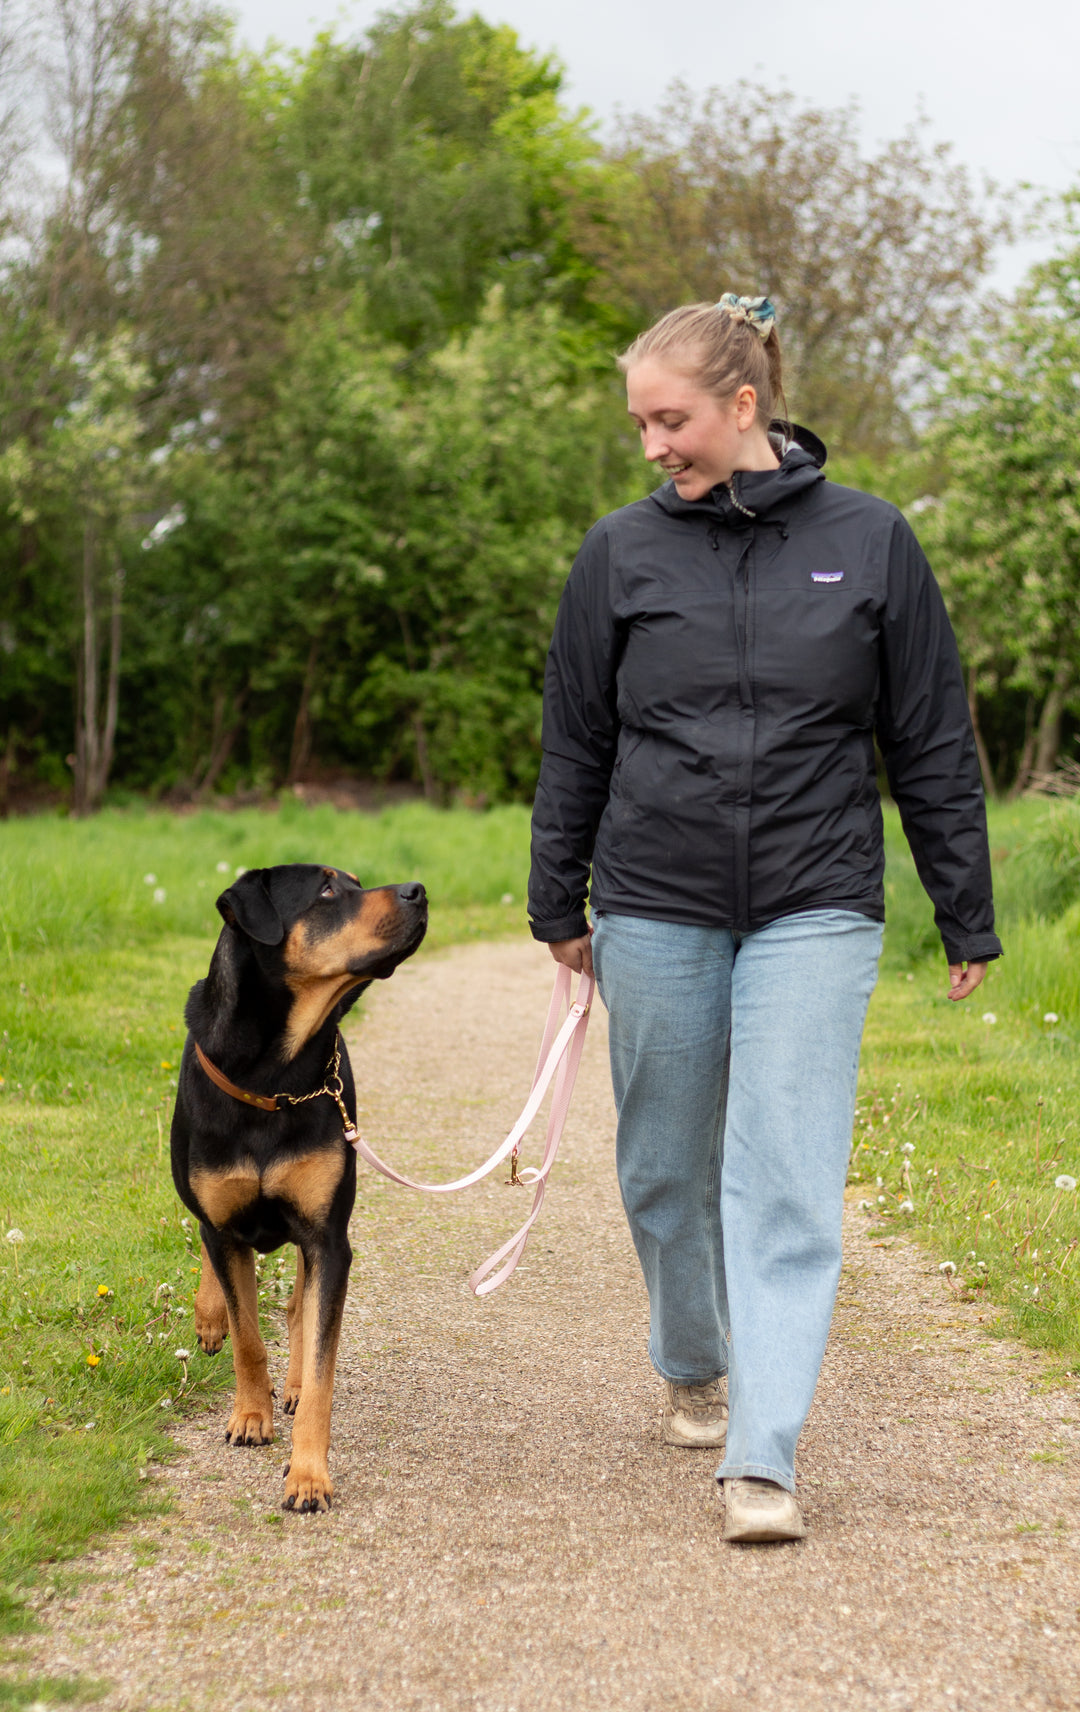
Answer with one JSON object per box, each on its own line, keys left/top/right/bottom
{"left": 528, "top": 295, "right": 999, "bottom": 1543}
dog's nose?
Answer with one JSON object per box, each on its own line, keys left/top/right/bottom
{"left": 398, "top": 882, "right": 426, "bottom": 905}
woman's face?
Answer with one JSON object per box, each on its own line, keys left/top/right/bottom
{"left": 626, "top": 357, "right": 759, "bottom": 501}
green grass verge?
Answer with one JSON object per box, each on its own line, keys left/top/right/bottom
{"left": 2, "top": 793, "right": 1080, "bottom": 1636}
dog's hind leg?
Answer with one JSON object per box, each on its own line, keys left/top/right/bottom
{"left": 194, "top": 1240, "right": 230, "bottom": 1355}
{"left": 282, "top": 1248, "right": 304, "bottom": 1415}
{"left": 282, "top": 1237, "right": 351, "bottom": 1513}
{"left": 206, "top": 1237, "right": 275, "bottom": 1446}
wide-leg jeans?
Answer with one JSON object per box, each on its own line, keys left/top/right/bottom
{"left": 590, "top": 908, "right": 883, "bottom": 1493}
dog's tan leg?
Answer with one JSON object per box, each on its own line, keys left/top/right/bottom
{"left": 220, "top": 1245, "right": 274, "bottom": 1446}
{"left": 282, "top": 1242, "right": 350, "bottom": 1512}
{"left": 282, "top": 1247, "right": 304, "bottom": 1414}
{"left": 194, "top": 1239, "right": 230, "bottom": 1355}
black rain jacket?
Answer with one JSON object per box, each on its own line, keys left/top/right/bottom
{"left": 528, "top": 428, "right": 1001, "bottom": 965}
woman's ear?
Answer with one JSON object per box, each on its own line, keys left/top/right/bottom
{"left": 734, "top": 384, "right": 758, "bottom": 430}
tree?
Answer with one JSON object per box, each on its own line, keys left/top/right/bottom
{"left": 0, "top": 334, "right": 148, "bottom": 814}
{"left": 255, "top": 0, "right": 596, "bottom": 349}
{"left": 571, "top": 82, "right": 1010, "bottom": 455}
{"left": 917, "top": 208, "right": 1080, "bottom": 794}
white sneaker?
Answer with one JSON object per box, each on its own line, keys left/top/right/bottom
{"left": 661, "top": 1377, "right": 728, "bottom": 1447}
{"left": 722, "top": 1477, "right": 806, "bottom": 1542}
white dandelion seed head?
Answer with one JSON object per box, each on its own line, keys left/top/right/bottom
{"left": 901, "top": 1141, "right": 916, "bottom": 1155}
{"left": 939, "top": 1260, "right": 957, "bottom": 1275}
{"left": 152, "top": 887, "right": 166, "bottom": 904}
{"left": 1044, "top": 1013, "right": 1059, "bottom": 1025}
{"left": 899, "top": 1200, "right": 914, "bottom": 1213}
{"left": 877, "top": 1195, "right": 887, "bottom": 1205}
{"left": 6, "top": 1228, "right": 24, "bottom": 1245}
{"left": 174, "top": 1348, "right": 190, "bottom": 1362}
{"left": 1055, "top": 1174, "right": 1077, "bottom": 1192}
{"left": 982, "top": 1012, "right": 997, "bottom": 1025}
{"left": 143, "top": 873, "right": 157, "bottom": 885}
{"left": 859, "top": 1199, "right": 873, "bottom": 1211}
{"left": 216, "top": 861, "right": 230, "bottom": 873}
{"left": 234, "top": 866, "right": 247, "bottom": 878}
{"left": 500, "top": 892, "right": 514, "bottom": 905}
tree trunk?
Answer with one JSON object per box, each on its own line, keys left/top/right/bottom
{"left": 193, "top": 687, "right": 247, "bottom": 801}
{"left": 0, "top": 726, "right": 15, "bottom": 819}
{"left": 1033, "top": 662, "right": 1072, "bottom": 782}
{"left": 966, "top": 666, "right": 996, "bottom": 799}
{"left": 287, "top": 639, "right": 319, "bottom": 783}
{"left": 1008, "top": 695, "right": 1038, "bottom": 799}
{"left": 73, "top": 519, "right": 98, "bottom": 818}
{"left": 72, "top": 530, "right": 123, "bottom": 817}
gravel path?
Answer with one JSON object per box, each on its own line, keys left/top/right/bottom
{"left": 11, "top": 937, "right": 1080, "bottom": 1711}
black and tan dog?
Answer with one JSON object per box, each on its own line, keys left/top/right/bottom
{"left": 170, "top": 863, "right": 427, "bottom": 1512}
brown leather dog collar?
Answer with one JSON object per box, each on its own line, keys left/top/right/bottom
{"left": 193, "top": 1036, "right": 358, "bottom": 1141}
{"left": 194, "top": 1042, "right": 280, "bottom": 1111}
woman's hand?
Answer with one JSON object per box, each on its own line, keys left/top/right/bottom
{"left": 548, "top": 930, "right": 594, "bottom": 977}
{"left": 947, "top": 960, "right": 988, "bottom": 1002}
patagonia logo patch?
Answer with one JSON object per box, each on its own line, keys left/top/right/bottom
{"left": 811, "top": 571, "right": 844, "bottom": 584}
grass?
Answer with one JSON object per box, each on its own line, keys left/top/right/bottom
{"left": 2, "top": 792, "right": 1080, "bottom": 1637}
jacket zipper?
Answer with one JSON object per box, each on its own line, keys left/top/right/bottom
{"left": 732, "top": 530, "right": 755, "bottom": 932}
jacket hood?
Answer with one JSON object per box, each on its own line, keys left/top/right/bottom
{"left": 650, "top": 421, "right": 827, "bottom": 527}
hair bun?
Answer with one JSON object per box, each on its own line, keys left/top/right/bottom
{"left": 716, "top": 294, "right": 776, "bottom": 339}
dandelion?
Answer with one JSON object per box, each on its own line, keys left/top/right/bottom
{"left": 1055, "top": 1175, "right": 1077, "bottom": 1192}
{"left": 174, "top": 1348, "right": 190, "bottom": 1362}
{"left": 152, "top": 887, "right": 166, "bottom": 904}
{"left": 899, "top": 1200, "right": 914, "bottom": 1214}
{"left": 84, "top": 1421, "right": 96, "bottom": 1431}
{"left": 159, "top": 1396, "right": 171, "bottom": 1408}
{"left": 6, "top": 1228, "right": 23, "bottom": 1278}
{"left": 977, "top": 1261, "right": 987, "bottom": 1272}
{"left": 1044, "top": 1013, "right": 1059, "bottom": 1025}
{"left": 143, "top": 872, "right": 157, "bottom": 885}
{"left": 215, "top": 861, "right": 230, "bottom": 873}
{"left": 160, "top": 1061, "right": 173, "bottom": 1071}
{"left": 96, "top": 1284, "right": 112, "bottom": 1298}
{"left": 982, "top": 1012, "right": 997, "bottom": 1025}
{"left": 86, "top": 1352, "right": 100, "bottom": 1367}
{"left": 901, "top": 1141, "right": 915, "bottom": 1155}
{"left": 939, "top": 1261, "right": 957, "bottom": 1275}
{"left": 859, "top": 1199, "right": 873, "bottom": 1211}
{"left": 906, "top": 973, "right": 914, "bottom": 982}
{"left": 877, "top": 1195, "right": 886, "bottom": 1206}
{"left": 234, "top": 865, "right": 247, "bottom": 878}
{"left": 500, "top": 892, "right": 514, "bottom": 905}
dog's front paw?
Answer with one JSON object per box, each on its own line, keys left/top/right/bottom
{"left": 226, "top": 1400, "right": 274, "bottom": 1446}
{"left": 282, "top": 1458, "right": 332, "bottom": 1513}
{"left": 282, "top": 1380, "right": 301, "bottom": 1415}
{"left": 196, "top": 1309, "right": 229, "bottom": 1356}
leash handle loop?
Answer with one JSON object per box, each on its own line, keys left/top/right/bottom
{"left": 351, "top": 966, "right": 593, "bottom": 1294}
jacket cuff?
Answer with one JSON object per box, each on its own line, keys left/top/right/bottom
{"left": 529, "top": 911, "right": 589, "bottom": 943}
{"left": 940, "top": 931, "right": 1003, "bottom": 964}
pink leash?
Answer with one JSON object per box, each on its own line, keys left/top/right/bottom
{"left": 351, "top": 966, "right": 593, "bottom": 1296}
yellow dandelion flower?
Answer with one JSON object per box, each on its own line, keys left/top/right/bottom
{"left": 86, "top": 1353, "right": 100, "bottom": 1367}
{"left": 96, "top": 1284, "right": 110, "bottom": 1297}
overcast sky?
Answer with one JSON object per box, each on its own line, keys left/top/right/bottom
{"left": 232, "top": 0, "right": 1080, "bottom": 291}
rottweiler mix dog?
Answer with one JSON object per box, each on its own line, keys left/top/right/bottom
{"left": 171, "top": 864, "right": 427, "bottom": 1512}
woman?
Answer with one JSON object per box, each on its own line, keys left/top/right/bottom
{"left": 527, "top": 294, "right": 1000, "bottom": 1543}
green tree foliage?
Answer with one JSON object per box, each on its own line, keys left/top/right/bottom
{"left": 256, "top": 0, "right": 595, "bottom": 348}
{"left": 917, "top": 209, "right": 1080, "bottom": 795}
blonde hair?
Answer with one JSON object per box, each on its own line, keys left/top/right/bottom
{"left": 617, "top": 300, "right": 787, "bottom": 428}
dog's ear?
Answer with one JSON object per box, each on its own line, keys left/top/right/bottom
{"left": 216, "top": 870, "right": 284, "bottom": 945}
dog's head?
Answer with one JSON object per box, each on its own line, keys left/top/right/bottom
{"left": 215, "top": 864, "right": 427, "bottom": 1059}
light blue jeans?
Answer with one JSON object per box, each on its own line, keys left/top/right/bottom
{"left": 590, "top": 908, "right": 883, "bottom": 1493}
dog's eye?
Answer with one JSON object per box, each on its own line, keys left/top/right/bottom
{"left": 320, "top": 882, "right": 335, "bottom": 899}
